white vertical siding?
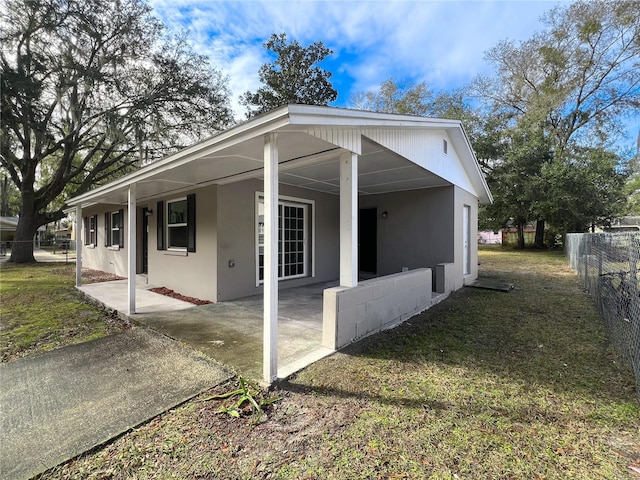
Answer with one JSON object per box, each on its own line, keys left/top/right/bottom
{"left": 361, "top": 129, "right": 477, "bottom": 197}
{"left": 305, "top": 128, "right": 362, "bottom": 155}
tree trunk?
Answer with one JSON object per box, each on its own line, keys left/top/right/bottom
{"left": 9, "top": 191, "right": 38, "bottom": 263}
{"left": 534, "top": 219, "right": 545, "bottom": 249}
{"left": 1, "top": 175, "right": 9, "bottom": 216}
{"left": 517, "top": 223, "right": 525, "bottom": 249}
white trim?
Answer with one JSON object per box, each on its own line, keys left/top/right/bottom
{"left": 88, "top": 215, "right": 97, "bottom": 246}
{"left": 164, "top": 250, "right": 188, "bottom": 257}
{"left": 166, "top": 197, "right": 188, "bottom": 251}
{"left": 110, "top": 210, "right": 122, "bottom": 247}
{"left": 255, "top": 192, "right": 315, "bottom": 287}
{"left": 463, "top": 204, "right": 471, "bottom": 276}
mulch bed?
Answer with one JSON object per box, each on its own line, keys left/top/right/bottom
{"left": 83, "top": 269, "right": 126, "bottom": 284}
{"left": 149, "top": 287, "right": 212, "bottom": 306}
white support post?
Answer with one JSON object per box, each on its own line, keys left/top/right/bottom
{"left": 340, "top": 151, "right": 358, "bottom": 287}
{"left": 263, "top": 133, "right": 279, "bottom": 384}
{"left": 75, "top": 205, "right": 82, "bottom": 287}
{"left": 127, "top": 184, "right": 137, "bottom": 315}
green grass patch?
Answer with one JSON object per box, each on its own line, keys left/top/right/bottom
{"left": 0, "top": 263, "right": 127, "bottom": 361}
{"left": 38, "top": 248, "right": 640, "bottom": 479}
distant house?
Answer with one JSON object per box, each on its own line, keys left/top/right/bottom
{"left": 478, "top": 230, "right": 502, "bottom": 245}
{"left": 52, "top": 222, "right": 74, "bottom": 249}
{"left": 0, "top": 216, "right": 18, "bottom": 244}
{"left": 67, "top": 105, "right": 492, "bottom": 382}
{"left": 0, "top": 216, "right": 46, "bottom": 250}
{"left": 606, "top": 216, "right": 640, "bottom": 232}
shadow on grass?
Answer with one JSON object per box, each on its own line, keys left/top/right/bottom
{"left": 286, "top": 250, "right": 638, "bottom": 410}
{"left": 281, "top": 374, "right": 595, "bottom": 428}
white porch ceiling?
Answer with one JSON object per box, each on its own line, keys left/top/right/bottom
{"left": 273, "top": 136, "right": 449, "bottom": 195}
{"left": 82, "top": 131, "right": 449, "bottom": 206}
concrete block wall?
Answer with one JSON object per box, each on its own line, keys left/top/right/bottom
{"left": 322, "top": 268, "right": 432, "bottom": 350}
{"left": 435, "top": 263, "right": 457, "bottom": 294}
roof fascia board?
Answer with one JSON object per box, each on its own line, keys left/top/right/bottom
{"left": 287, "top": 104, "right": 461, "bottom": 129}
{"left": 451, "top": 126, "right": 493, "bottom": 204}
{"left": 66, "top": 107, "right": 291, "bottom": 206}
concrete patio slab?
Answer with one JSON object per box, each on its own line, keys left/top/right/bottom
{"left": 78, "top": 279, "right": 193, "bottom": 314}
{"left": 0, "top": 327, "right": 231, "bottom": 480}
{"left": 77, "top": 279, "right": 336, "bottom": 382}
{"left": 136, "top": 282, "right": 337, "bottom": 382}
{"left": 138, "top": 303, "right": 332, "bottom": 382}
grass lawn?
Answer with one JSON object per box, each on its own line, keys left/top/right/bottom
{"left": 10, "top": 249, "right": 640, "bottom": 479}
{"left": 0, "top": 262, "right": 128, "bottom": 361}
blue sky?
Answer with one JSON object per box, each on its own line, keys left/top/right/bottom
{"left": 149, "top": 0, "right": 639, "bottom": 151}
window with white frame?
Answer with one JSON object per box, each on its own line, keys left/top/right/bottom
{"left": 167, "top": 198, "right": 188, "bottom": 249}
{"left": 111, "top": 210, "right": 122, "bottom": 246}
{"left": 84, "top": 215, "right": 97, "bottom": 246}
{"left": 156, "top": 194, "right": 195, "bottom": 253}
{"left": 256, "top": 195, "right": 311, "bottom": 283}
{"left": 104, "top": 209, "right": 123, "bottom": 248}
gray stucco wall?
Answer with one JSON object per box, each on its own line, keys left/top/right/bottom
{"left": 80, "top": 181, "right": 478, "bottom": 304}
{"left": 358, "top": 186, "right": 456, "bottom": 276}
{"left": 79, "top": 204, "right": 129, "bottom": 277}
{"left": 216, "top": 179, "right": 340, "bottom": 301}
{"left": 147, "top": 184, "right": 218, "bottom": 302}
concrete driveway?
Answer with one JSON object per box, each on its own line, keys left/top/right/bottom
{"left": 0, "top": 327, "right": 231, "bottom": 480}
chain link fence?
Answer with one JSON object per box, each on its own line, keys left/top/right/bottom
{"left": 566, "top": 232, "right": 640, "bottom": 399}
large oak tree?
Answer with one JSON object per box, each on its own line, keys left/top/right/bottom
{"left": 1, "top": 0, "right": 233, "bottom": 262}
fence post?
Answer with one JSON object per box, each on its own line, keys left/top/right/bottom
{"left": 597, "top": 234, "right": 603, "bottom": 277}
{"left": 629, "top": 234, "right": 637, "bottom": 284}
{"left": 584, "top": 236, "right": 590, "bottom": 291}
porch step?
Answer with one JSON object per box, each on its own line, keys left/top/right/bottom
{"left": 136, "top": 274, "right": 148, "bottom": 285}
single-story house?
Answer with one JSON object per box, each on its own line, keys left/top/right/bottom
{"left": 605, "top": 216, "right": 640, "bottom": 232}
{"left": 478, "top": 230, "right": 502, "bottom": 245}
{"left": 1, "top": 216, "right": 46, "bottom": 249}
{"left": 67, "top": 105, "right": 492, "bottom": 383}
{"left": 0, "top": 216, "right": 19, "bottom": 244}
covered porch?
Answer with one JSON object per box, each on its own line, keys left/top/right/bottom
{"left": 67, "top": 105, "right": 491, "bottom": 384}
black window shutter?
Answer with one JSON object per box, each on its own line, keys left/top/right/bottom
{"left": 187, "top": 194, "right": 196, "bottom": 252}
{"left": 104, "top": 212, "right": 111, "bottom": 247}
{"left": 92, "top": 215, "right": 97, "bottom": 244}
{"left": 84, "top": 217, "right": 89, "bottom": 245}
{"left": 157, "top": 200, "right": 165, "bottom": 250}
{"left": 119, "top": 209, "right": 124, "bottom": 247}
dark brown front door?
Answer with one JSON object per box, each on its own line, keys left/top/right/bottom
{"left": 358, "top": 208, "right": 377, "bottom": 274}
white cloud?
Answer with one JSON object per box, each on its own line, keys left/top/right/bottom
{"left": 149, "top": 0, "right": 565, "bottom": 117}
